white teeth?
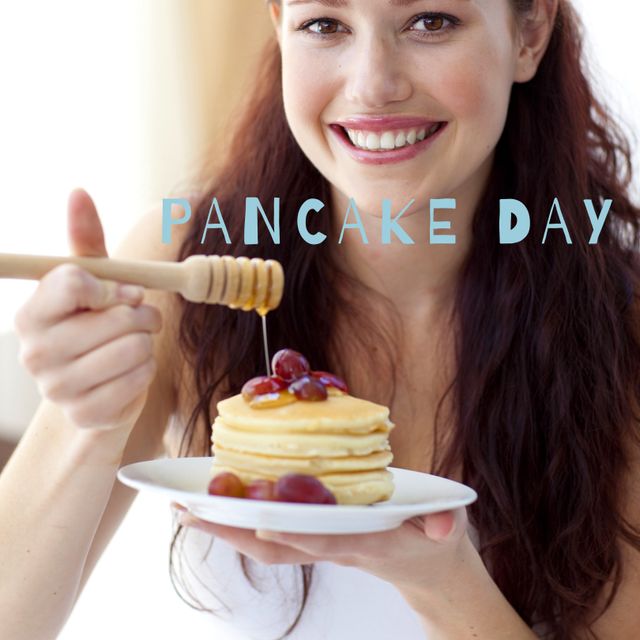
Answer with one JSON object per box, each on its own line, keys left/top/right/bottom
{"left": 380, "top": 132, "right": 396, "bottom": 150}
{"left": 343, "top": 123, "right": 444, "bottom": 151}
{"left": 365, "top": 133, "right": 380, "bottom": 150}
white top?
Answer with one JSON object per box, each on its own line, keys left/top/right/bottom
{"left": 61, "top": 492, "right": 546, "bottom": 639}
{"left": 180, "top": 524, "right": 547, "bottom": 639}
{"left": 181, "top": 527, "right": 425, "bottom": 639}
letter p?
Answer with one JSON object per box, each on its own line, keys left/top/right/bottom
{"left": 162, "top": 198, "right": 191, "bottom": 244}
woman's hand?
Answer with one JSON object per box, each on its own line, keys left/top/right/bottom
{"left": 176, "top": 504, "right": 472, "bottom": 599}
{"left": 14, "top": 189, "right": 162, "bottom": 432}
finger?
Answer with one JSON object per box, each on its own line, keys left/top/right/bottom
{"left": 17, "top": 264, "right": 144, "bottom": 331}
{"left": 39, "top": 304, "right": 161, "bottom": 368}
{"left": 68, "top": 188, "right": 108, "bottom": 257}
{"left": 253, "top": 514, "right": 458, "bottom": 564}
{"left": 254, "top": 524, "right": 412, "bottom": 560}
{"left": 423, "top": 508, "right": 468, "bottom": 543}
{"left": 179, "top": 515, "right": 318, "bottom": 565}
{"left": 61, "top": 357, "right": 156, "bottom": 429}
{"left": 38, "top": 332, "right": 155, "bottom": 402}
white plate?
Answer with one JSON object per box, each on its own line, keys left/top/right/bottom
{"left": 117, "top": 457, "right": 477, "bottom": 534}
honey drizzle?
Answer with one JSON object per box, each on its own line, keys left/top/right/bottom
{"left": 261, "top": 312, "right": 271, "bottom": 376}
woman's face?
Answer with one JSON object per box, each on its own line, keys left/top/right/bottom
{"left": 274, "top": 0, "right": 527, "bottom": 219}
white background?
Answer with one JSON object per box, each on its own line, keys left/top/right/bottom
{"left": 0, "top": 2, "right": 639, "bottom": 639}
{"left": 0, "top": 2, "right": 146, "bottom": 331}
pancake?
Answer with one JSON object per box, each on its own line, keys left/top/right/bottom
{"left": 216, "top": 393, "right": 392, "bottom": 434}
{"left": 213, "top": 445, "right": 393, "bottom": 475}
{"left": 212, "top": 418, "right": 391, "bottom": 457}
{"left": 211, "top": 388, "right": 395, "bottom": 505}
{"left": 213, "top": 465, "right": 394, "bottom": 505}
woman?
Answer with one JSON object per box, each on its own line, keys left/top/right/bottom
{"left": 1, "top": 0, "right": 639, "bottom": 638}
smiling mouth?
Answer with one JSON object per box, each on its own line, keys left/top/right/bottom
{"left": 331, "top": 122, "right": 446, "bottom": 152}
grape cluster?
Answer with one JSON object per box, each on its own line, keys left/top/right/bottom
{"left": 207, "top": 471, "right": 337, "bottom": 505}
{"left": 242, "top": 349, "right": 348, "bottom": 407}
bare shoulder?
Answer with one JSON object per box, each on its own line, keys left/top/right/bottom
{"left": 112, "top": 196, "right": 197, "bottom": 263}
{"left": 110, "top": 197, "right": 199, "bottom": 444}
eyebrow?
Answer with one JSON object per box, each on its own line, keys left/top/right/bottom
{"left": 287, "top": 0, "right": 440, "bottom": 7}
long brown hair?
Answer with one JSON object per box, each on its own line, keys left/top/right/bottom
{"left": 170, "top": 1, "right": 640, "bottom": 638}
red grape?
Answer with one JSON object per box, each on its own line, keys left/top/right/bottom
{"left": 245, "top": 479, "right": 277, "bottom": 501}
{"left": 208, "top": 472, "right": 245, "bottom": 498}
{"left": 288, "top": 376, "right": 328, "bottom": 401}
{"left": 311, "top": 371, "right": 348, "bottom": 393}
{"left": 274, "top": 473, "right": 337, "bottom": 505}
{"left": 272, "top": 349, "right": 310, "bottom": 382}
{"left": 242, "top": 375, "right": 287, "bottom": 401}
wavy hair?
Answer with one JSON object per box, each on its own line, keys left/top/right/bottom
{"left": 169, "top": 1, "right": 640, "bottom": 638}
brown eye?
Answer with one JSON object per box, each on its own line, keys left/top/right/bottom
{"left": 422, "top": 16, "right": 444, "bottom": 31}
{"left": 409, "top": 13, "right": 458, "bottom": 37}
{"left": 311, "top": 20, "right": 339, "bottom": 34}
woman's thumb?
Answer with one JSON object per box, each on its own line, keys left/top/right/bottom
{"left": 423, "top": 508, "right": 467, "bottom": 543}
{"left": 67, "top": 188, "right": 108, "bottom": 257}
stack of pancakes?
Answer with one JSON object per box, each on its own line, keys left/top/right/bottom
{"left": 211, "top": 393, "right": 395, "bottom": 504}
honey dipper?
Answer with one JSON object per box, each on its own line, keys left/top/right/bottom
{"left": 0, "top": 253, "right": 284, "bottom": 313}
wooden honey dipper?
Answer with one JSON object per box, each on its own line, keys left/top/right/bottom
{"left": 0, "top": 253, "right": 284, "bottom": 313}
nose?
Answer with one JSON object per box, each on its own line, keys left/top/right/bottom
{"left": 344, "top": 34, "right": 413, "bottom": 109}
